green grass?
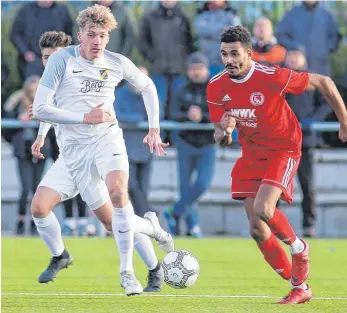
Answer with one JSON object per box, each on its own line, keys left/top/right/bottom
{"left": 2, "top": 237, "right": 347, "bottom": 313}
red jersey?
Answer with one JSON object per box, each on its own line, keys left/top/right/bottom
{"left": 207, "top": 62, "right": 309, "bottom": 156}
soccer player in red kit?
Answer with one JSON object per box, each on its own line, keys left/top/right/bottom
{"left": 207, "top": 26, "right": 347, "bottom": 304}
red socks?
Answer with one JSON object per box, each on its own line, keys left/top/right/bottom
{"left": 257, "top": 233, "right": 291, "bottom": 280}
{"left": 267, "top": 209, "right": 297, "bottom": 245}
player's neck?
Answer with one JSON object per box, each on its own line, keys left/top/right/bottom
{"left": 230, "top": 62, "right": 253, "bottom": 80}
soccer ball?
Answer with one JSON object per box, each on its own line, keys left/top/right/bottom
{"left": 162, "top": 250, "right": 200, "bottom": 289}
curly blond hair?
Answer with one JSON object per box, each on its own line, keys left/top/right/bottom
{"left": 76, "top": 4, "right": 118, "bottom": 31}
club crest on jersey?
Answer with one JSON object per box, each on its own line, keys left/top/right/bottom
{"left": 250, "top": 92, "right": 264, "bottom": 106}
{"left": 100, "top": 69, "right": 108, "bottom": 80}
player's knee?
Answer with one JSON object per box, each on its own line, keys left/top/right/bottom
{"left": 31, "top": 196, "right": 49, "bottom": 218}
{"left": 249, "top": 224, "right": 268, "bottom": 242}
{"left": 109, "top": 188, "right": 128, "bottom": 208}
{"left": 253, "top": 201, "right": 274, "bottom": 222}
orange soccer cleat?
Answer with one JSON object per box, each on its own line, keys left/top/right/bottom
{"left": 277, "top": 285, "right": 312, "bottom": 304}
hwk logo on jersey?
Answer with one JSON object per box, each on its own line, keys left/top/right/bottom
{"left": 100, "top": 69, "right": 108, "bottom": 80}
{"left": 222, "top": 94, "right": 232, "bottom": 102}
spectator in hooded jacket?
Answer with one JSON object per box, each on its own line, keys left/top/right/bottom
{"left": 164, "top": 52, "right": 217, "bottom": 238}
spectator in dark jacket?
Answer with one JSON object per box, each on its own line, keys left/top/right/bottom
{"left": 252, "top": 17, "right": 286, "bottom": 66}
{"left": 276, "top": 1, "right": 341, "bottom": 76}
{"left": 10, "top": 1, "right": 73, "bottom": 80}
{"left": 285, "top": 50, "right": 332, "bottom": 237}
{"left": 138, "top": 1, "right": 194, "bottom": 118}
{"left": 164, "top": 52, "right": 217, "bottom": 238}
{"left": 115, "top": 66, "right": 156, "bottom": 217}
{"left": 194, "top": 1, "right": 241, "bottom": 77}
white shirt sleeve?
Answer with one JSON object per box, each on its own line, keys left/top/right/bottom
{"left": 33, "top": 50, "right": 84, "bottom": 124}
{"left": 120, "top": 55, "right": 160, "bottom": 129}
{"left": 38, "top": 122, "right": 52, "bottom": 137}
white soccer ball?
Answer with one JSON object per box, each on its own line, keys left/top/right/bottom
{"left": 162, "top": 250, "right": 200, "bottom": 289}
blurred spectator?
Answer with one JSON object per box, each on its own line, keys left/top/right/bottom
{"left": 3, "top": 76, "right": 49, "bottom": 236}
{"left": 194, "top": 1, "right": 241, "bottom": 76}
{"left": 10, "top": 0, "right": 73, "bottom": 80}
{"left": 164, "top": 52, "right": 217, "bottom": 238}
{"left": 115, "top": 66, "right": 155, "bottom": 217}
{"left": 92, "top": 1, "right": 136, "bottom": 56}
{"left": 252, "top": 17, "right": 286, "bottom": 66}
{"left": 285, "top": 50, "right": 332, "bottom": 237}
{"left": 138, "top": 0, "right": 194, "bottom": 118}
{"left": 1, "top": 54, "right": 9, "bottom": 109}
{"left": 276, "top": 0, "right": 341, "bottom": 76}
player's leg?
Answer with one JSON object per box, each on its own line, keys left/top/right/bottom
{"left": 244, "top": 197, "right": 291, "bottom": 281}
{"left": 76, "top": 194, "right": 88, "bottom": 236}
{"left": 31, "top": 157, "right": 77, "bottom": 283}
{"left": 254, "top": 184, "right": 311, "bottom": 304}
{"left": 91, "top": 199, "right": 164, "bottom": 293}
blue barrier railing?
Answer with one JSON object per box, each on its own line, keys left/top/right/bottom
{"left": 0, "top": 118, "right": 340, "bottom": 132}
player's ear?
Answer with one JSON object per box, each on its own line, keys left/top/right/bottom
{"left": 77, "top": 32, "right": 82, "bottom": 44}
{"left": 247, "top": 47, "right": 252, "bottom": 60}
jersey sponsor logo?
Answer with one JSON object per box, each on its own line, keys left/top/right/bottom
{"left": 80, "top": 80, "right": 106, "bottom": 93}
{"left": 250, "top": 92, "right": 264, "bottom": 106}
{"left": 222, "top": 94, "right": 232, "bottom": 101}
{"left": 229, "top": 108, "right": 256, "bottom": 119}
{"left": 100, "top": 69, "right": 108, "bottom": 80}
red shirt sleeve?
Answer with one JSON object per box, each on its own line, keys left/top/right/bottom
{"left": 275, "top": 67, "right": 309, "bottom": 95}
{"left": 207, "top": 81, "right": 225, "bottom": 123}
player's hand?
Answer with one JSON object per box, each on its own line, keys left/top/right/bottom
{"left": 31, "top": 135, "right": 45, "bottom": 159}
{"left": 143, "top": 128, "right": 169, "bottom": 156}
{"left": 339, "top": 122, "right": 347, "bottom": 142}
{"left": 19, "top": 113, "right": 30, "bottom": 122}
{"left": 29, "top": 103, "right": 33, "bottom": 119}
{"left": 83, "top": 104, "right": 115, "bottom": 124}
{"left": 188, "top": 105, "right": 202, "bottom": 122}
{"left": 220, "top": 112, "right": 236, "bottom": 134}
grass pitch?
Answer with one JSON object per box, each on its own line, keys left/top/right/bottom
{"left": 2, "top": 237, "right": 347, "bottom": 313}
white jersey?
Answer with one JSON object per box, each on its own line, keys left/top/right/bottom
{"left": 37, "top": 45, "right": 158, "bottom": 146}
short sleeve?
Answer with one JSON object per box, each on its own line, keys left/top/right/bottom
{"left": 275, "top": 67, "right": 309, "bottom": 96}
{"left": 207, "top": 81, "right": 225, "bottom": 123}
{"left": 40, "top": 49, "right": 68, "bottom": 91}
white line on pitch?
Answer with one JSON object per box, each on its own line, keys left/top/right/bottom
{"left": 2, "top": 292, "right": 347, "bottom": 300}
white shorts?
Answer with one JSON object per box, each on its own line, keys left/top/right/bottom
{"left": 39, "top": 156, "right": 109, "bottom": 210}
{"left": 60, "top": 125, "right": 129, "bottom": 207}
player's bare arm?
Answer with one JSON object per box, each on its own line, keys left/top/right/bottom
{"left": 213, "top": 112, "right": 236, "bottom": 147}
{"left": 306, "top": 73, "right": 347, "bottom": 142}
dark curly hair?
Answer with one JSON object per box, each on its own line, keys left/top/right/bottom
{"left": 39, "top": 31, "right": 72, "bottom": 50}
{"left": 220, "top": 25, "right": 252, "bottom": 48}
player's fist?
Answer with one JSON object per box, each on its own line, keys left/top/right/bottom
{"left": 188, "top": 105, "right": 202, "bottom": 122}
{"left": 83, "top": 104, "right": 115, "bottom": 124}
{"left": 31, "top": 135, "right": 45, "bottom": 159}
{"left": 220, "top": 112, "right": 236, "bottom": 134}
{"left": 339, "top": 122, "right": 347, "bottom": 142}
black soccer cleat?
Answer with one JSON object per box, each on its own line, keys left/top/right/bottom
{"left": 143, "top": 263, "right": 164, "bottom": 292}
{"left": 38, "top": 250, "right": 73, "bottom": 283}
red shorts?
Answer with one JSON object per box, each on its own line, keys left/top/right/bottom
{"left": 231, "top": 152, "right": 301, "bottom": 204}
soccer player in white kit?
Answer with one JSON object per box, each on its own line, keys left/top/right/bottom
{"left": 30, "top": 30, "right": 169, "bottom": 293}
{"left": 32, "top": 5, "right": 173, "bottom": 295}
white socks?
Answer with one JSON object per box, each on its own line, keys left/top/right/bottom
{"left": 133, "top": 215, "right": 154, "bottom": 237}
{"left": 134, "top": 233, "right": 158, "bottom": 270}
{"left": 289, "top": 237, "right": 305, "bottom": 255}
{"left": 112, "top": 202, "right": 135, "bottom": 273}
{"left": 290, "top": 281, "right": 308, "bottom": 290}
{"left": 33, "top": 212, "right": 65, "bottom": 257}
